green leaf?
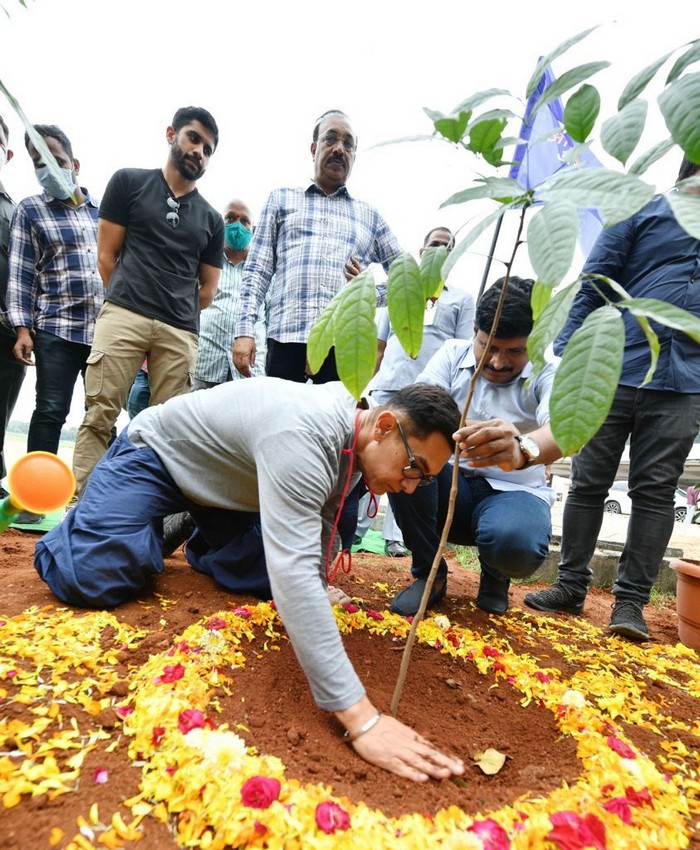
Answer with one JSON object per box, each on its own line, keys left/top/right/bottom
{"left": 666, "top": 39, "right": 700, "bottom": 83}
{"left": 441, "top": 177, "right": 526, "bottom": 208}
{"left": 306, "top": 299, "right": 337, "bottom": 375}
{"left": 386, "top": 254, "right": 425, "bottom": 359}
{"left": 452, "top": 88, "right": 511, "bottom": 114}
{"left": 526, "top": 26, "right": 600, "bottom": 97}
{"left": 434, "top": 112, "right": 469, "bottom": 143}
{"left": 600, "top": 98, "right": 648, "bottom": 165}
{"left": 419, "top": 246, "right": 448, "bottom": 298}
{"left": 622, "top": 297, "right": 700, "bottom": 344}
{"left": 423, "top": 107, "right": 445, "bottom": 124}
{"left": 564, "top": 84, "right": 600, "bottom": 143}
{"left": 667, "top": 188, "right": 700, "bottom": 239}
{"left": 538, "top": 169, "right": 655, "bottom": 226}
{"left": 532, "top": 62, "right": 610, "bottom": 117}
{"left": 628, "top": 138, "right": 676, "bottom": 176}
{"left": 330, "top": 272, "right": 379, "bottom": 400}
{"left": 630, "top": 313, "right": 660, "bottom": 386}
{"left": 370, "top": 134, "right": 437, "bottom": 149}
{"left": 618, "top": 52, "right": 672, "bottom": 109}
{"left": 531, "top": 280, "right": 554, "bottom": 322}
{"left": 658, "top": 72, "right": 700, "bottom": 163}
{"left": 527, "top": 200, "right": 579, "bottom": 287}
{"left": 528, "top": 280, "right": 582, "bottom": 374}
{"left": 441, "top": 208, "right": 506, "bottom": 280}
{"left": 469, "top": 118, "right": 507, "bottom": 156}
{"left": 550, "top": 307, "right": 625, "bottom": 455}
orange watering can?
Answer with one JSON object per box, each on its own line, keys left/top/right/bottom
{"left": 0, "top": 452, "right": 75, "bottom": 533}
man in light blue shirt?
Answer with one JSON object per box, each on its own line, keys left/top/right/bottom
{"left": 194, "top": 198, "right": 266, "bottom": 388}
{"left": 389, "top": 277, "right": 562, "bottom": 617}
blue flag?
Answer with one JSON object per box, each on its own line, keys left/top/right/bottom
{"left": 509, "top": 63, "right": 604, "bottom": 257}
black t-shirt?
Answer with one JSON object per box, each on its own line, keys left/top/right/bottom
{"left": 99, "top": 168, "right": 224, "bottom": 332}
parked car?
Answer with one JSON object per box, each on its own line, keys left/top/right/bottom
{"left": 604, "top": 480, "right": 694, "bottom": 523}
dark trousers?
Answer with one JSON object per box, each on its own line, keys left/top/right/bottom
{"left": 265, "top": 339, "right": 339, "bottom": 384}
{"left": 28, "top": 329, "right": 90, "bottom": 454}
{"left": 558, "top": 385, "right": 700, "bottom": 604}
{"left": 0, "top": 324, "right": 26, "bottom": 478}
{"left": 390, "top": 465, "right": 551, "bottom": 585}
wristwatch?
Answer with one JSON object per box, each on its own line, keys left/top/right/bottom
{"left": 514, "top": 434, "right": 541, "bottom": 468}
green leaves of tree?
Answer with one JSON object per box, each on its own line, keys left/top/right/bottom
{"left": 527, "top": 200, "right": 579, "bottom": 287}
{"left": 659, "top": 72, "right": 700, "bottom": 163}
{"left": 539, "top": 169, "right": 655, "bottom": 226}
{"left": 600, "top": 99, "right": 648, "bottom": 165}
{"left": 564, "top": 84, "right": 600, "bottom": 143}
{"left": 550, "top": 307, "right": 624, "bottom": 455}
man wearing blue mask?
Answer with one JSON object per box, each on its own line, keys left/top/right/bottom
{"left": 6, "top": 124, "right": 101, "bottom": 521}
{"left": 193, "top": 198, "right": 266, "bottom": 388}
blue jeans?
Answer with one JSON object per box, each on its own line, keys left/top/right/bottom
{"left": 28, "top": 329, "right": 90, "bottom": 454}
{"left": 389, "top": 465, "right": 551, "bottom": 585}
{"left": 126, "top": 369, "right": 151, "bottom": 419}
{"left": 558, "top": 385, "right": 700, "bottom": 604}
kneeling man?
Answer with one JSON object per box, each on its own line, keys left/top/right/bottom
{"left": 35, "top": 378, "right": 464, "bottom": 783}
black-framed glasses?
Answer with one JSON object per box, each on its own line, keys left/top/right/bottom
{"left": 166, "top": 195, "right": 180, "bottom": 228}
{"left": 396, "top": 420, "right": 435, "bottom": 486}
{"left": 318, "top": 131, "right": 356, "bottom": 152}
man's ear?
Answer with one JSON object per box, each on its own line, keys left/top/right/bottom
{"left": 373, "top": 410, "right": 397, "bottom": 441}
{"left": 310, "top": 141, "right": 317, "bottom": 160}
{"left": 166, "top": 125, "right": 176, "bottom": 145}
{"left": 72, "top": 158, "right": 80, "bottom": 178}
{"left": 5, "top": 149, "right": 13, "bottom": 163}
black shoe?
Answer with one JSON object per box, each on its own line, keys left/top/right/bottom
{"left": 384, "top": 540, "right": 409, "bottom": 557}
{"left": 162, "top": 511, "right": 194, "bottom": 557}
{"left": 391, "top": 577, "right": 447, "bottom": 617}
{"left": 524, "top": 583, "right": 586, "bottom": 615}
{"left": 609, "top": 599, "right": 649, "bottom": 641}
{"left": 476, "top": 571, "right": 511, "bottom": 615}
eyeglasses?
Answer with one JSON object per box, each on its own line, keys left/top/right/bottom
{"left": 395, "top": 420, "right": 435, "bottom": 486}
{"left": 318, "top": 131, "right": 356, "bottom": 152}
{"left": 166, "top": 195, "right": 180, "bottom": 228}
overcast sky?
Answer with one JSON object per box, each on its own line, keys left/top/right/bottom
{"left": 0, "top": 0, "right": 694, "bottom": 427}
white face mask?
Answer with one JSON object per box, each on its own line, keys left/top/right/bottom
{"left": 35, "top": 164, "right": 76, "bottom": 199}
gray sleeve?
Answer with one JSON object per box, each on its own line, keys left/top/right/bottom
{"left": 255, "top": 429, "right": 365, "bottom": 712}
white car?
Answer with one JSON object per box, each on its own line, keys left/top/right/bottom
{"left": 604, "top": 480, "right": 693, "bottom": 523}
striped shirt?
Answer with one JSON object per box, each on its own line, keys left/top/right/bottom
{"left": 5, "top": 190, "right": 102, "bottom": 345}
{"left": 195, "top": 257, "right": 267, "bottom": 383}
{"left": 234, "top": 183, "right": 401, "bottom": 343}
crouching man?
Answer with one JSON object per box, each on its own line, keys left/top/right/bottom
{"left": 389, "top": 277, "right": 563, "bottom": 617}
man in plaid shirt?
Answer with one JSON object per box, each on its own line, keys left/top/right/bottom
{"left": 6, "top": 124, "right": 101, "bottom": 511}
{"left": 232, "top": 109, "right": 401, "bottom": 383}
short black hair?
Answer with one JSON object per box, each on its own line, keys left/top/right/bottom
{"left": 476, "top": 276, "right": 535, "bottom": 338}
{"left": 172, "top": 106, "right": 219, "bottom": 150}
{"left": 677, "top": 155, "right": 700, "bottom": 183}
{"left": 422, "top": 226, "right": 455, "bottom": 250}
{"left": 385, "top": 383, "right": 459, "bottom": 447}
{"left": 0, "top": 115, "right": 8, "bottom": 139}
{"left": 313, "top": 109, "right": 351, "bottom": 142}
{"left": 24, "top": 124, "right": 73, "bottom": 160}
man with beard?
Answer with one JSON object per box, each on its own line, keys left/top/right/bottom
{"left": 232, "top": 109, "right": 401, "bottom": 382}
{"left": 388, "top": 277, "right": 562, "bottom": 618}
{"left": 71, "top": 107, "right": 224, "bottom": 495}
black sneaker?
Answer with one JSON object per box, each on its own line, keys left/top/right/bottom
{"left": 609, "top": 599, "right": 649, "bottom": 641}
{"left": 391, "top": 577, "right": 447, "bottom": 617}
{"left": 476, "top": 571, "right": 510, "bottom": 615}
{"left": 524, "top": 583, "right": 586, "bottom": 614}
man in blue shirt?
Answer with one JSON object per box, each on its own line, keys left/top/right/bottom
{"left": 389, "top": 278, "right": 562, "bottom": 618}
{"left": 232, "top": 109, "right": 401, "bottom": 383}
{"left": 525, "top": 156, "right": 700, "bottom": 641}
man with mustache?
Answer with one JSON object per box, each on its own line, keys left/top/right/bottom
{"left": 71, "top": 107, "right": 224, "bottom": 496}
{"left": 388, "top": 276, "right": 563, "bottom": 617}
{"left": 232, "top": 109, "right": 401, "bottom": 382}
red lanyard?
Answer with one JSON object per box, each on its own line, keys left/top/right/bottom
{"left": 324, "top": 411, "right": 361, "bottom": 584}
